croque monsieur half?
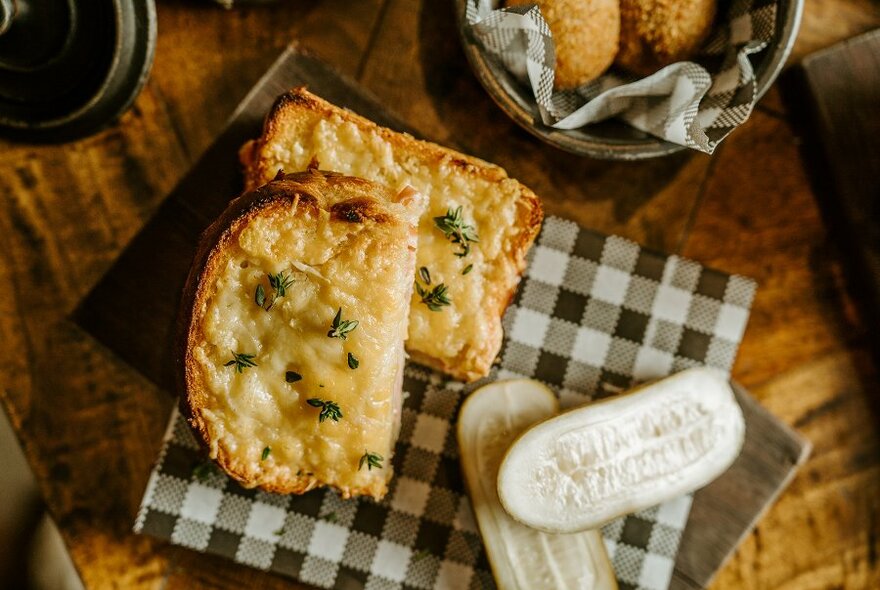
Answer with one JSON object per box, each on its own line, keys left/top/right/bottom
{"left": 241, "top": 88, "right": 543, "bottom": 382}
{"left": 178, "top": 169, "right": 426, "bottom": 499}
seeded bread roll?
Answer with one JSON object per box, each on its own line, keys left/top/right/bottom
{"left": 178, "top": 168, "right": 426, "bottom": 499}
{"left": 505, "top": 0, "right": 620, "bottom": 89}
{"left": 616, "top": 0, "right": 717, "bottom": 75}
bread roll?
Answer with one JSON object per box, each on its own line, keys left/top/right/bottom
{"left": 178, "top": 168, "right": 426, "bottom": 499}
{"left": 616, "top": 0, "right": 717, "bottom": 75}
{"left": 505, "top": 0, "right": 620, "bottom": 89}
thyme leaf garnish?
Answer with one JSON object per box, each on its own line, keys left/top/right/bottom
{"left": 258, "top": 271, "right": 294, "bottom": 311}
{"left": 192, "top": 461, "right": 219, "bottom": 481}
{"left": 327, "top": 307, "right": 359, "bottom": 340}
{"left": 434, "top": 206, "right": 479, "bottom": 257}
{"left": 285, "top": 371, "right": 302, "bottom": 383}
{"left": 412, "top": 549, "right": 431, "bottom": 562}
{"left": 415, "top": 281, "right": 451, "bottom": 312}
{"left": 224, "top": 351, "right": 257, "bottom": 373}
{"left": 261, "top": 446, "right": 271, "bottom": 461}
{"left": 358, "top": 451, "right": 384, "bottom": 471}
{"left": 462, "top": 264, "right": 473, "bottom": 275}
{"left": 419, "top": 266, "right": 431, "bottom": 285}
{"left": 347, "top": 352, "right": 359, "bottom": 369}
{"left": 307, "top": 398, "right": 343, "bottom": 423}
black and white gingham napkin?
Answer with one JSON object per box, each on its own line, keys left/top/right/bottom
{"left": 135, "top": 216, "right": 756, "bottom": 590}
{"left": 465, "top": 0, "right": 778, "bottom": 154}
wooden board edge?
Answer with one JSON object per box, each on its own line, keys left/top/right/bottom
{"left": 700, "top": 382, "right": 813, "bottom": 587}
{"left": 671, "top": 381, "right": 811, "bottom": 589}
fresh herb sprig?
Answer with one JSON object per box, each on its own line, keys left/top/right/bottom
{"left": 434, "top": 206, "right": 479, "bottom": 257}
{"left": 307, "top": 398, "right": 343, "bottom": 423}
{"left": 255, "top": 271, "right": 294, "bottom": 311}
{"left": 225, "top": 351, "right": 257, "bottom": 373}
{"left": 412, "top": 549, "right": 431, "bottom": 562}
{"left": 359, "top": 451, "right": 384, "bottom": 471}
{"left": 327, "top": 307, "right": 359, "bottom": 340}
{"left": 415, "top": 282, "right": 451, "bottom": 311}
{"left": 192, "top": 461, "right": 220, "bottom": 481}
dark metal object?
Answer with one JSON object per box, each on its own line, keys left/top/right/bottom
{"left": 0, "top": 0, "right": 16, "bottom": 36}
{"left": 0, "top": 0, "right": 157, "bottom": 141}
{"left": 455, "top": 0, "right": 804, "bottom": 159}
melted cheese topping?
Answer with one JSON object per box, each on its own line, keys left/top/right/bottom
{"left": 256, "top": 112, "right": 534, "bottom": 379}
{"left": 193, "top": 196, "right": 420, "bottom": 498}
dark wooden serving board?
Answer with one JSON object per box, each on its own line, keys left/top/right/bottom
{"left": 73, "top": 45, "right": 810, "bottom": 590}
{"left": 800, "top": 30, "right": 880, "bottom": 332}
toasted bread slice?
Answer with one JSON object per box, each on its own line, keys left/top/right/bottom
{"left": 178, "top": 169, "right": 426, "bottom": 499}
{"left": 240, "top": 89, "right": 543, "bottom": 382}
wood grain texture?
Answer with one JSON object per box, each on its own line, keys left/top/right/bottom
{"left": 675, "top": 383, "right": 811, "bottom": 589}
{"left": 681, "top": 108, "right": 867, "bottom": 388}
{"left": 679, "top": 52, "right": 880, "bottom": 590}
{"left": 796, "top": 30, "right": 880, "bottom": 334}
{"left": 713, "top": 350, "right": 880, "bottom": 590}
{"left": 788, "top": 0, "right": 880, "bottom": 62}
{"left": 0, "top": 1, "right": 878, "bottom": 589}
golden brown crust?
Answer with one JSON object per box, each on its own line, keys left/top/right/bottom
{"left": 616, "top": 0, "right": 717, "bottom": 75}
{"left": 245, "top": 89, "right": 519, "bottom": 192}
{"left": 241, "top": 88, "right": 543, "bottom": 383}
{"left": 177, "top": 170, "right": 410, "bottom": 497}
{"left": 505, "top": 0, "right": 620, "bottom": 89}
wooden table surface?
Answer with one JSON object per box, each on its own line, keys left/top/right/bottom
{"left": 1, "top": 1, "right": 878, "bottom": 588}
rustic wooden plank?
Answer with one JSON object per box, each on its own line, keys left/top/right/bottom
{"left": 680, "top": 109, "right": 866, "bottom": 388}
{"left": 164, "top": 550, "right": 305, "bottom": 590}
{"left": 150, "top": 1, "right": 317, "bottom": 161}
{"left": 788, "top": 0, "right": 880, "bottom": 63}
{"left": 794, "top": 30, "right": 880, "bottom": 337}
{"left": 713, "top": 349, "right": 880, "bottom": 590}
{"left": 682, "top": 77, "right": 880, "bottom": 590}
{"left": 74, "top": 47, "right": 808, "bottom": 590}
{"left": 149, "top": 0, "right": 387, "bottom": 163}
{"left": 673, "top": 382, "right": 810, "bottom": 589}
{"left": 0, "top": 84, "right": 189, "bottom": 590}
{"left": 357, "top": 0, "right": 713, "bottom": 253}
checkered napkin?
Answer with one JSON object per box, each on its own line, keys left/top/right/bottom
{"left": 134, "top": 216, "right": 756, "bottom": 590}
{"left": 465, "top": 0, "right": 777, "bottom": 153}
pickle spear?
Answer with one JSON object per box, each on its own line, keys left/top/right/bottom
{"left": 458, "top": 379, "right": 617, "bottom": 590}
{"left": 498, "top": 368, "right": 746, "bottom": 533}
